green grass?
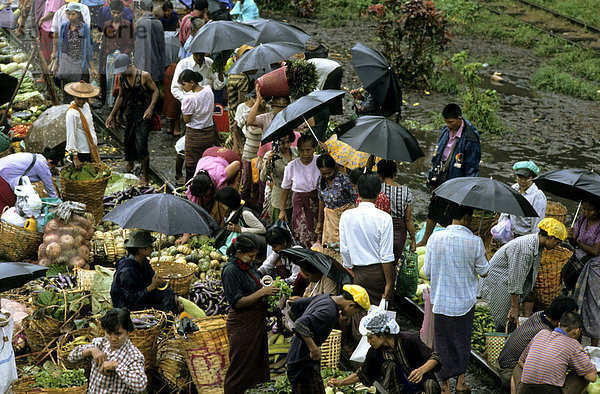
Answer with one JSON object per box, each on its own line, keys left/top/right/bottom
{"left": 532, "top": 65, "right": 600, "bottom": 99}
{"left": 427, "top": 71, "right": 461, "bottom": 94}
{"left": 317, "top": 0, "right": 377, "bottom": 26}
{"left": 535, "top": 0, "right": 600, "bottom": 27}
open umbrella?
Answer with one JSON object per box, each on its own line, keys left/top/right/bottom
{"left": 279, "top": 247, "right": 351, "bottom": 286}
{"left": 0, "top": 262, "right": 48, "bottom": 292}
{"left": 0, "top": 72, "right": 18, "bottom": 105}
{"left": 351, "top": 43, "right": 402, "bottom": 115}
{"left": 226, "top": 42, "right": 305, "bottom": 75}
{"left": 336, "top": 116, "right": 424, "bottom": 163}
{"left": 103, "top": 194, "right": 219, "bottom": 235}
{"left": 188, "top": 21, "right": 260, "bottom": 53}
{"left": 242, "top": 18, "right": 310, "bottom": 46}
{"left": 534, "top": 169, "right": 600, "bottom": 224}
{"left": 261, "top": 90, "right": 346, "bottom": 143}
{"left": 433, "top": 177, "right": 539, "bottom": 217}
{"left": 324, "top": 135, "right": 381, "bottom": 170}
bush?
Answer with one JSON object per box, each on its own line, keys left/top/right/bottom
{"left": 370, "top": 0, "right": 452, "bottom": 87}
{"left": 533, "top": 66, "right": 599, "bottom": 100}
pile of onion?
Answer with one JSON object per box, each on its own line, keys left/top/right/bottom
{"left": 38, "top": 214, "right": 94, "bottom": 268}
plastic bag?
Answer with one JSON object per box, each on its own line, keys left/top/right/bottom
{"left": 14, "top": 176, "right": 43, "bottom": 217}
{"left": 491, "top": 218, "right": 513, "bottom": 244}
{"left": 420, "top": 287, "right": 435, "bottom": 348}
{"left": 0, "top": 313, "right": 17, "bottom": 394}
{"left": 350, "top": 299, "right": 396, "bottom": 362}
{"left": 1, "top": 206, "right": 27, "bottom": 227}
{"left": 585, "top": 346, "right": 600, "bottom": 372}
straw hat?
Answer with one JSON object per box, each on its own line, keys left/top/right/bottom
{"left": 64, "top": 80, "right": 100, "bottom": 98}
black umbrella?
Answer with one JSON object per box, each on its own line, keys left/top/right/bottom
{"left": 103, "top": 194, "right": 219, "bottom": 235}
{"left": 0, "top": 262, "right": 48, "bottom": 293}
{"left": 226, "top": 42, "right": 305, "bottom": 75}
{"left": 0, "top": 73, "right": 18, "bottom": 105}
{"left": 189, "top": 21, "right": 260, "bottom": 53}
{"left": 336, "top": 115, "right": 424, "bottom": 163}
{"left": 351, "top": 43, "right": 402, "bottom": 115}
{"left": 433, "top": 177, "right": 539, "bottom": 217}
{"left": 261, "top": 90, "right": 346, "bottom": 144}
{"left": 242, "top": 18, "right": 310, "bottom": 46}
{"left": 279, "top": 247, "right": 351, "bottom": 286}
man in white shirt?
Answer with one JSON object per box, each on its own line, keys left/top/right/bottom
{"left": 50, "top": 1, "right": 91, "bottom": 61}
{"left": 171, "top": 52, "right": 226, "bottom": 102}
{"left": 64, "top": 81, "right": 99, "bottom": 168}
{"left": 339, "top": 173, "right": 395, "bottom": 340}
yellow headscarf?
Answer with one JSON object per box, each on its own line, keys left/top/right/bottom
{"left": 538, "top": 217, "right": 567, "bottom": 241}
{"left": 343, "top": 284, "right": 370, "bottom": 311}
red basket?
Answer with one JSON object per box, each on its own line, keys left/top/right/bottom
{"left": 213, "top": 104, "right": 229, "bottom": 133}
{"left": 257, "top": 67, "right": 290, "bottom": 98}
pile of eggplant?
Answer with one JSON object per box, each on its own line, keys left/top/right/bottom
{"left": 41, "top": 273, "right": 77, "bottom": 291}
{"left": 132, "top": 314, "right": 159, "bottom": 329}
{"left": 103, "top": 186, "right": 156, "bottom": 213}
{"left": 190, "top": 279, "right": 229, "bottom": 316}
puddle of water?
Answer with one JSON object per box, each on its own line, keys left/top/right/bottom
{"left": 479, "top": 74, "right": 538, "bottom": 97}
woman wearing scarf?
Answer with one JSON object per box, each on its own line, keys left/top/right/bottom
{"left": 222, "top": 234, "right": 278, "bottom": 393}
{"left": 328, "top": 311, "right": 442, "bottom": 394}
{"left": 53, "top": 2, "right": 98, "bottom": 103}
{"left": 64, "top": 81, "right": 100, "bottom": 168}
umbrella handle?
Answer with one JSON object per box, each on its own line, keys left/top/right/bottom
{"left": 571, "top": 201, "right": 582, "bottom": 228}
{"left": 302, "top": 116, "right": 320, "bottom": 143}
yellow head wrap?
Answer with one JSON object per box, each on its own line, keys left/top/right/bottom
{"left": 343, "top": 284, "right": 370, "bottom": 311}
{"left": 538, "top": 217, "right": 567, "bottom": 241}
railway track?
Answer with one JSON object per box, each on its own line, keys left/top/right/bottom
{"left": 472, "top": 0, "right": 600, "bottom": 54}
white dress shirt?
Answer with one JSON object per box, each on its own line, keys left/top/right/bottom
{"left": 499, "top": 183, "right": 547, "bottom": 235}
{"left": 171, "top": 56, "right": 226, "bottom": 102}
{"left": 65, "top": 102, "right": 97, "bottom": 154}
{"left": 339, "top": 201, "right": 395, "bottom": 269}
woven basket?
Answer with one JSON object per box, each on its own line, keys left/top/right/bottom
{"left": 22, "top": 312, "right": 64, "bottom": 352}
{"left": 157, "top": 337, "right": 192, "bottom": 390}
{"left": 180, "top": 315, "right": 229, "bottom": 393}
{"left": 469, "top": 210, "right": 499, "bottom": 238}
{"left": 129, "top": 309, "right": 166, "bottom": 370}
{"left": 57, "top": 327, "right": 98, "bottom": 372}
{"left": 11, "top": 376, "right": 88, "bottom": 393}
{"left": 485, "top": 331, "right": 509, "bottom": 368}
{"left": 0, "top": 220, "right": 43, "bottom": 261}
{"left": 60, "top": 162, "right": 111, "bottom": 222}
{"left": 534, "top": 246, "right": 573, "bottom": 309}
{"left": 76, "top": 267, "right": 96, "bottom": 292}
{"left": 546, "top": 201, "right": 567, "bottom": 224}
{"left": 151, "top": 261, "right": 195, "bottom": 297}
{"left": 320, "top": 329, "right": 342, "bottom": 369}
{"left": 0, "top": 145, "right": 12, "bottom": 158}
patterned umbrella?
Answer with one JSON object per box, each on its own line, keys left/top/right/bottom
{"left": 324, "top": 135, "right": 380, "bottom": 171}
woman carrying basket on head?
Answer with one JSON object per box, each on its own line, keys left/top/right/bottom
{"left": 64, "top": 81, "right": 100, "bottom": 169}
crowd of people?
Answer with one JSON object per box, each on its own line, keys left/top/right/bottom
{"left": 2, "top": 0, "right": 599, "bottom": 393}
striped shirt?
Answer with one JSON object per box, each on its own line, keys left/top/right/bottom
{"left": 380, "top": 183, "right": 412, "bottom": 219}
{"left": 479, "top": 234, "right": 542, "bottom": 327}
{"left": 423, "top": 225, "right": 489, "bottom": 316}
{"left": 498, "top": 311, "right": 554, "bottom": 369}
{"left": 520, "top": 329, "right": 596, "bottom": 387}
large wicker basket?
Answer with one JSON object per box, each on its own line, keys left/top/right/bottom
{"left": 469, "top": 210, "right": 499, "bottom": 238}
{"left": 534, "top": 246, "right": 573, "bottom": 309}
{"left": 22, "top": 312, "right": 64, "bottom": 352}
{"left": 157, "top": 337, "right": 192, "bottom": 390}
{"left": 57, "top": 327, "right": 99, "bottom": 372}
{"left": 60, "top": 162, "right": 111, "bottom": 222}
{"left": 0, "top": 145, "right": 12, "bottom": 158}
{"left": 546, "top": 201, "right": 567, "bottom": 224}
{"left": 151, "top": 261, "right": 195, "bottom": 297}
{"left": 11, "top": 376, "right": 88, "bottom": 393}
{"left": 180, "top": 315, "right": 230, "bottom": 393}
{"left": 320, "top": 329, "right": 342, "bottom": 369}
{"left": 128, "top": 309, "right": 166, "bottom": 370}
{"left": 0, "top": 220, "right": 43, "bottom": 261}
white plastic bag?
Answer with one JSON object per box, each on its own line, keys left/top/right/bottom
{"left": 350, "top": 299, "right": 396, "bottom": 362}
{"left": 1, "top": 207, "right": 27, "bottom": 227}
{"left": 0, "top": 313, "right": 18, "bottom": 394}
{"left": 585, "top": 346, "right": 600, "bottom": 371}
{"left": 14, "top": 176, "right": 42, "bottom": 217}
{"left": 491, "top": 218, "right": 513, "bottom": 244}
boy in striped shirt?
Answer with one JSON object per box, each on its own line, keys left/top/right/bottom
{"left": 518, "top": 311, "right": 597, "bottom": 394}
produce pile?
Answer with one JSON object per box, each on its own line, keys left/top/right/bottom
{"left": 102, "top": 185, "right": 157, "bottom": 213}
{"left": 22, "top": 362, "right": 87, "bottom": 389}
{"left": 132, "top": 314, "right": 160, "bottom": 329}
{"left": 265, "top": 277, "right": 293, "bottom": 313}
{"left": 61, "top": 334, "right": 93, "bottom": 354}
{"left": 268, "top": 332, "right": 292, "bottom": 377}
{"left": 38, "top": 214, "right": 94, "bottom": 268}
{"left": 62, "top": 163, "right": 111, "bottom": 181}
{"left": 33, "top": 289, "right": 90, "bottom": 323}
{"left": 190, "top": 279, "right": 228, "bottom": 316}
{"left": 471, "top": 305, "right": 496, "bottom": 354}
{"left": 90, "top": 222, "right": 127, "bottom": 265}
{"left": 245, "top": 368, "right": 368, "bottom": 394}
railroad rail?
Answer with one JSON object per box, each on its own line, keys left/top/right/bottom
{"left": 472, "top": 0, "right": 600, "bottom": 54}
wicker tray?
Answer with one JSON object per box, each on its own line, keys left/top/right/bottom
{"left": 534, "top": 246, "right": 573, "bottom": 309}
{"left": 11, "top": 377, "right": 88, "bottom": 394}
{"left": 151, "top": 261, "right": 195, "bottom": 297}
{"left": 546, "top": 201, "right": 567, "bottom": 224}
{"left": 60, "top": 162, "right": 111, "bottom": 222}
{"left": 181, "top": 315, "right": 229, "bottom": 393}
{"left": 320, "top": 329, "right": 342, "bottom": 369}
{"left": 0, "top": 220, "right": 43, "bottom": 261}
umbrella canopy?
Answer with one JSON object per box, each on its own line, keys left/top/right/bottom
{"left": 279, "top": 247, "right": 351, "bottom": 286}
{"left": 324, "top": 135, "right": 382, "bottom": 170}
{"left": 103, "top": 194, "right": 219, "bottom": 235}
{"left": 242, "top": 18, "right": 310, "bottom": 46}
{"left": 351, "top": 43, "right": 402, "bottom": 115}
{"left": 336, "top": 116, "right": 424, "bottom": 162}
{"left": 534, "top": 169, "right": 600, "bottom": 202}
{"left": 189, "top": 21, "right": 260, "bottom": 54}
{"left": 433, "top": 177, "right": 539, "bottom": 217}
{"left": 261, "top": 90, "right": 346, "bottom": 144}
{"left": 226, "top": 42, "right": 304, "bottom": 75}
{"left": 0, "top": 262, "right": 48, "bottom": 293}
{"left": 0, "top": 72, "right": 18, "bottom": 105}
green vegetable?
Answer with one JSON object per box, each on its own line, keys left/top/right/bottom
{"left": 35, "top": 289, "right": 89, "bottom": 322}
{"left": 28, "top": 362, "right": 87, "bottom": 389}
{"left": 265, "top": 277, "right": 292, "bottom": 313}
